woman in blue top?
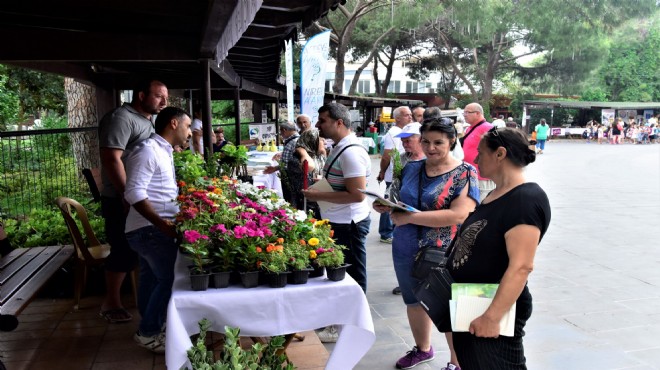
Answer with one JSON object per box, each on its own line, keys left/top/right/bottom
{"left": 374, "top": 118, "right": 479, "bottom": 370}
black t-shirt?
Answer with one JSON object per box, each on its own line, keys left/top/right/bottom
{"left": 447, "top": 183, "right": 551, "bottom": 284}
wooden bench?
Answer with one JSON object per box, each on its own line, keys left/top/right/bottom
{"left": 0, "top": 245, "right": 74, "bottom": 331}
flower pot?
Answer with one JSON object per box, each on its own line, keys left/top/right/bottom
{"left": 190, "top": 273, "right": 210, "bottom": 291}
{"left": 309, "top": 264, "right": 325, "bottom": 278}
{"left": 288, "top": 269, "right": 312, "bottom": 285}
{"left": 258, "top": 270, "right": 268, "bottom": 286}
{"left": 326, "top": 264, "right": 351, "bottom": 282}
{"left": 211, "top": 271, "right": 231, "bottom": 289}
{"left": 266, "top": 272, "right": 290, "bottom": 288}
{"left": 239, "top": 271, "right": 260, "bottom": 288}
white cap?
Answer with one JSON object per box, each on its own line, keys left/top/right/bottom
{"left": 396, "top": 122, "right": 422, "bottom": 138}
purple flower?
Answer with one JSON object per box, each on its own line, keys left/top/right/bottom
{"left": 183, "top": 230, "right": 208, "bottom": 244}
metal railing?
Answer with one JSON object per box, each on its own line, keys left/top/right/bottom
{"left": 0, "top": 127, "right": 95, "bottom": 218}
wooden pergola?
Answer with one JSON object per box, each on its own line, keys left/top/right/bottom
{"left": 0, "top": 0, "right": 344, "bottom": 153}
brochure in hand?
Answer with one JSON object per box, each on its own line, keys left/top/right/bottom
{"left": 358, "top": 189, "right": 420, "bottom": 213}
{"left": 449, "top": 283, "right": 516, "bottom": 337}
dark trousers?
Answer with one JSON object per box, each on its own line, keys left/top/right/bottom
{"left": 330, "top": 216, "right": 371, "bottom": 293}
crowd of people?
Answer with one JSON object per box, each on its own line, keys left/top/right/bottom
{"left": 585, "top": 117, "right": 659, "bottom": 145}
{"left": 11, "top": 81, "right": 550, "bottom": 370}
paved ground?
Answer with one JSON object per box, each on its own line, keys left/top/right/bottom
{"left": 324, "top": 141, "right": 660, "bottom": 369}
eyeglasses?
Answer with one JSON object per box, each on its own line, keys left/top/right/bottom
{"left": 463, "top": 111, "right": 478, "bottom": 115}
{"left": 488, "top": 126, "right": 507, "bottom": 149}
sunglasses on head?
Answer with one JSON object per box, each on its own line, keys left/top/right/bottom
{"left": 488, "top": 126, "right": 507, "bottom": 149}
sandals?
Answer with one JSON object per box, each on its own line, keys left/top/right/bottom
{"left": 99, "top": 308, "right": 133, "bottom": 323}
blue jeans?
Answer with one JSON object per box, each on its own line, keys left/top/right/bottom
{"left": 126, "top": 225, "right": 178, "bottom": 336}
{"left": 378, "top": 182, "right": 393, "bottom": 239}
{"left": 330, "top": 216, "right": 371, "bottom": 293}
{"left": 536, "top": 139, "right": 546, "bottom": 150}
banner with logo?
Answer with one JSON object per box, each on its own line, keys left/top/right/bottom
{"left": 300, "top": 30, "right": 331, "bottom": 124}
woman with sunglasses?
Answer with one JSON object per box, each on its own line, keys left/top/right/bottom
{"left": 374, "top": 118, "right": 480, "bottom": 370}
{"left": 446, "top": 127, "right": 551, "bottom": 369}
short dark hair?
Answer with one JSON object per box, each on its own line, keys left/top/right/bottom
{"left": 155, "top": 107, "right": 189, "bottom": 134}
{"left": 420, "top": 117, "right": 457, "bottom": 150}
{"left": 132, "top": 79, "right": 165, "bottom": 103}
{"left": 318, "top": 103, "right": 350, "bottom": 126}
{"left": 482, "top": 127, "right": 536, "bottom": 167}
{"left": 422, "top": 106, "right": 442, "bottom": 120}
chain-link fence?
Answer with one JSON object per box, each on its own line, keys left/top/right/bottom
{"left": 0, "top": 127, "right": 96, "bottom": 218}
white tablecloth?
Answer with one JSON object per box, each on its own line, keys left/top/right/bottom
{"left": 357, "top": 137, "right": 376, "bottom": 150}
{"left": 166, "top": 253, "right": 375, "bottom": 369}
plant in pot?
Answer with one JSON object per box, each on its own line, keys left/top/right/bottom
{"left": 181, "top": 230, "right": 212, "bottom": 291}
{"left": 287, "top": 240, "right": 313, "bottom": 284}
{"left": 209, "top": 239, "right": 235, "bottom": 289}
{"left": 260, "top": 243, "right": 290, "bottom": 288}
{"left": 315, "top": 244, "right": 349, "bottom": 282}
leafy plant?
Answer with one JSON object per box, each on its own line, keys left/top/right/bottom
{"left": 314, "top": 246, "right": 345, "bottom": 268}
{"left": 3, "top": 201, "right": 105, "bottom": 247}
{"left": 174, "top": 151, "right": 208, "bottom": 185}
{"left": 184, "top": 318, "right": 294, "bottom": 370}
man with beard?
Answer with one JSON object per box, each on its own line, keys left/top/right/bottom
{"left": 98, "top": 79, "right": 168, "bottom": 323}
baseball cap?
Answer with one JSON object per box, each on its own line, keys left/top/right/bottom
{"left": 395, "top": 122, "right": 422, "bottom": 138}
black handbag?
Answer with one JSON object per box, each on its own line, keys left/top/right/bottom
{"left": 412, "top": 247, "right": 447, "bottom": 280}
{"left": 411, "top": 167, "right": 448, "bottom": 280}
{"left": 413, "top": 266, "right": 454, "bottom": 332}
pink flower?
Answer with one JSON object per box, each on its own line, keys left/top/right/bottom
{"left": 233, "top": 225, "right": 248, "bottom": 239}
{"left": 210, "top": 224, "right": 227, "bottom": 234}
{"left": 183, "top": 230, "right": 208, "bottom": 244}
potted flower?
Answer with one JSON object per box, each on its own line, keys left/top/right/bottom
{"left": 181, "top": 230, "right": 211, "bottom": 291}
{"left": 260, "top": 242, "right": 290, "bottom": 288}
{"left": 315, "top": 245, "right": 349, "bottom": 281}
{"left": 287, "top": 239, "right": 313, "bottom": 284}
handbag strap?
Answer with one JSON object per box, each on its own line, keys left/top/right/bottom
{"left": 460, "top": 120, "right": 485, "bottom": 144}
{"left": 324, "top": 143, "right": 362, "bottom": 180}
{"left": 416, "top": 160, "right": 425, "bottom": 241}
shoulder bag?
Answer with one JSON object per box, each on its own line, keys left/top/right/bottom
{"left": 411, "top": 163, "right": 448, "bottom": 280}
{"left": 458, "top": 121, "right": 485, "bottom": 147}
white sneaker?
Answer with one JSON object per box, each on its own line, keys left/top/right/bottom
{"left": 317, "top": 325, "right": 338, "bottom": 343}
{"left": 134, "top": 331, "right": 166, "bottom": 354}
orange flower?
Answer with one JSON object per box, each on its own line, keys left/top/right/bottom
{"left": 309, "top": 218, "right": 317, "bottom": 224}
{"left": 275, "top": 245, "right": 284, "bottom": 252}
{"left": 266, "top": 244, "right": 275, "bottom": 253}
{"left": 276, "top": 237, "right": 284, "bottom": 244}
{"left": 299, "top": 239, "right": 307, "bottom": 245}
{"left": 177, "top": 181, "right": 186, "bottom": 188}
{"left": 256, "top": 247, "right": 262, "bottom": 253}
{"left": 329, "top": 230, "right": 334, "bottom": 238}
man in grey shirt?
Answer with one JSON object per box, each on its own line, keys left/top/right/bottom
{"left": 98, "top": 79, "right": 168, "bottom": 323}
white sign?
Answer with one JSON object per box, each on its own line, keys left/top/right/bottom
{"left": 249, "top": 124, "right": 277, "bottom": 143}
{"left": 285, "top": 39, "right": 294, "bottom": 123}
{"left": 301, "top": 30, "right": 331, "bottom": 124}
{"left": 602, "top": 109, "right": 615, "bottom": 126}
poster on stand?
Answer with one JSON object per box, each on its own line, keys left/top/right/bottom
{"left": 249, "top": 124, "right": 277, "bottom": 144}
{"left": 601, "top": 109, "right": 615, "bottom": 126}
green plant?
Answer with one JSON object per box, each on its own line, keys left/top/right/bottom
{"left": 184, "top": 318, "right": 294, "bottom": 370}
{"left": 174, "top": 151, "right": 208, "bottom": 185}
{"left": 3, "top": 201, "right": 105, "bottom": 247}
{"left": 314, "top": 245, "right": 346, "bottom": 268}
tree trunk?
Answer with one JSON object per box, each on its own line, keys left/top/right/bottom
{"left": 379, "top": 45, "right": 397, "bottom": 97}
{"left": 373, "top": 55, "right": 382, "bottom": 95}
{"left": 64, "top": 78, "right": 99, "bottom": 172}
{"left": 240, "top": 100, "right": 253, "bottom": 121}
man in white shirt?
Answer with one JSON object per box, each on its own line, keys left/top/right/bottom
{"left": 492, "top": 114, "right": 506, "bottom": 128}
{"left": 303, "top": 102, "right": 371, "bottom": 342}
{"left": 377, "top": 106, "right": 411, "bottom": 243}
{"left": 189, "top": 106, "right": 215, "bottom": 155}
{"left": 123, "top": 107, "right": 191, "bottom": 353}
